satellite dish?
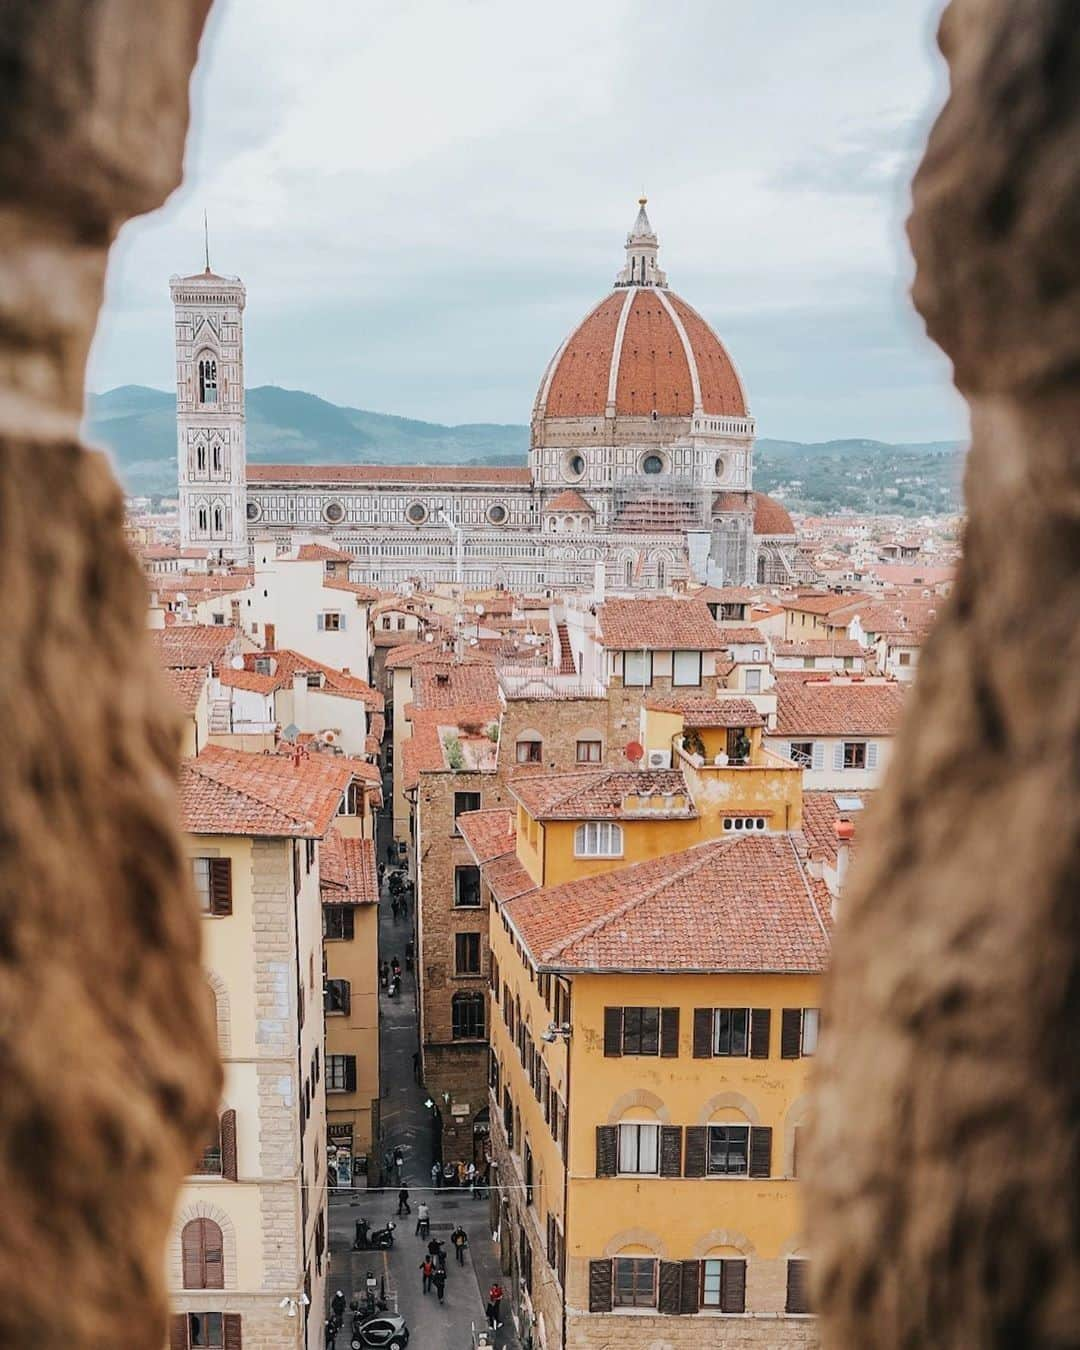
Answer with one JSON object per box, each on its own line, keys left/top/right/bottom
{"left": 475, "top": 603, "right": 485, "bottom": 616}
{"left": 625, "top": 741, "right": 645, "bottom": 763}
{"left": 424, "top": 633, "right": 434, "bottom": 643}
{"left": 230, "top": 655, "right": 245, "bottom": 670}
{"left": 281, "top": 723, "right": 300, "bottom": 743}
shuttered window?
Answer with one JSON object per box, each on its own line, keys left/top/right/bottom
{"left": 170, "top": 1312, "right": 240, "bottom": 1348}
{"left": 702, "top": 1258, "right": 746, "bottom": 1313}
{"left": 604, "top": 1006, "right": 675, "bottom": 1056}
{"left": 181, "top": 1219, "right": 224, "bottom": 1290}
{"left": 322, "top": 906, "right": 354, "bottom": 941}
{"left": 326, "top": 1054, "right": 356, "bottom": 1092}
{"left": 786, "top": 1259, "right": 812, "bottom": 1314}
{"left": 193, "top": 858, "right": 232, "bottom": 916}
{"left": 324, "top": 979, "right": 351, "bottom": 1015}
{"left": 714, "top": 1008, "right": 749, "bottom": 1056}
{"left": 617, "top": 1123, "right": 659, "bottom": 1174}
{"left": 782, "top": 1008, "right": 820, "bottom": 1058}
{"left": 613, "top": 1257, "right": 657, "bottom": 1307}
{"left": 707, "top": 1125, "right": 749, "bottom": 1175}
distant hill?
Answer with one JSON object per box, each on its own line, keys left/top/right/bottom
{"left": 85, "top": 384, "right": 963, "bottom": 513}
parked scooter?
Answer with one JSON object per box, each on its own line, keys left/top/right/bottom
{"left": 352, "top": 1218, "right": 396, "bottom": 1250}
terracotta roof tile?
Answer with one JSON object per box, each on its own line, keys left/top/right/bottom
{"left": 484, "top": 851, "right": 539, "bottom": 905}
{"left": 752, "top": 492, "right": 796, "bottom": 536}
{"left": 241, "top": 650, "right": 383, "bottom": 709}
{"left": 163, "top": 667, "right": 207, "bottom": 715}
{"left": 509, "top": 767, "right": 694, "bottom": 820}
{"left": 152, "top": 624, "right": 243, "bottom": 670}
{"left": 179, "top": 744, "right": 356, "bottom": 837}
{"left": 413, "top": 660, "right": 500, "bottom": 710}
{"left": 801, "top": 790, "right": 877, "bottom": 866}
{"left": 644, "top": 695, "right": 764, "bottom": 729}
{"left": 506, "top": 835, "right": 830, "bottom": 973}
{"left": 614, "top": 291, "right": 695, "bottom": 417}
{"left": 774, "top": 639, "right": 866, "bottom": 658}
{"left": 714, "top": 626, "right": 767, "bottom": 645}
{"left": 320, "top": 829, "right": 378, "bottom": 905}
{"left": 296, "top": 543, "right": 354, "bottom": 562}
{"left": 666, "top": 293, "right": 748, "bottom": 418}
{"left": 249, "top": 464, "right": 531, "bottom": 486}
{"left": 596, "top": 598, "right": 726, "bottom": 651}
{"left": 544, "top": 490, "right": 594, "bottom": 513}
{"left": 321, "top": 576, "right": 382, "bottom": 601}
{"left": 456, "top": 809, "right": 516, "bottom": 864}
{"left": 774, "top": 682, "right": 907, "bottom": 736}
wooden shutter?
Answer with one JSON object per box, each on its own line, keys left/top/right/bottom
{"left": 209, "top": 858, "right": 232, "bottom": 916}
{"left": 169, "top": 1314, "right": 188, "bottom": 1350}
{"left": 683, "top": 1125, "right": 707, "bottom": 1178}
{"left": 786, "top": 1259, "right": 811, "bottom": 1314}
{"left": 659, "top": 1125, "right": 683, "bottom": 1177}
{"left": 692, "top": 1008, "right": 713, "bottom": 1057}
{"left": 721, "top": 1259, "right": 746, "bottom": 1313}
{"left": 603, "top": 1007, "right": 623, "bottom": 1056}
{"left": 792, "top": 1124, "right": 802, "bottom": 1178}
{"left": 811, "top": 742, "right": 824, "bottom": 772}
{"left": 182, "top": 1218, "right": 223, "bottom": 1289}
{"left": 223, "top": 1313, "right": 243, "bottom": 1349}
{"left": 343, "top": 1056, "right": 357, "bottom": 1092}
{"left": 781, "top": 1009, "right": 802, "bottom": 1058}
{"left": 679, "top": 1260, "right": 700, "bottom": 1314}
{"left": 867, "top": 741, "right": 879, "bottom": 770}
{"left": 341, "top": 907, "right": 355, "bottom": 940}
{"left": 658, "top": 1260, "right": 682, "bottom": 1315}
{"left": 833, "top": 742, "right": 845, "bottom": 771}
{"left": 317, "top": 613, "right": 325, "bottom": 630}
{"left": 588, "top": 1259, "right": 613, "bottom": 1312}
{"left": 595, "top": 1124, "right": 618, "bottom": 1177}
{"left": 749, "top": 1125, "right": 772, "bottom": 1178}
{"left": 220, "top": 1108, "right": 238, "bottom": 1181}
{"left": 750, "top": 1007, "right": 771, "bottom": 1058}
{"left": 181, "top": 1221, "right": 201, "bottom": 1288}
{"left": 660, "top": 1006, "right": 680, "bottom": 1057}
{"left": 339, "top": 613, "right": 347, "bottom": 630}
{"left": 546, "top": 1214, "right": 556, "bottom": 1267}
{"left": 340, "top": 981, "right": 352, "bottom": 1016}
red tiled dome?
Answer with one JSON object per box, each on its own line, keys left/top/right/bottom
{"left": 753, "top": 493, "right": 796, "bottom": 536}
{"left": 536, "top": 288, "right": 747, "bottom": 422}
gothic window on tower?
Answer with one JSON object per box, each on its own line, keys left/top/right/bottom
{"left": 198, "top": 356, "right": 218, "bottom": 405}
{"left": 196, "top": 443, "right": 207, "bottom": 473}
{"left": 211, "top": 442, "right": 222, "bottom": 473}
{"left": 212, "top": 505, "right": 224, "bottom": 536}
{"left": 197, "top": 505, "right": 208, "bottom": 533}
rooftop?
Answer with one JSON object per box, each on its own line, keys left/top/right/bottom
{"left": 645, "top": 694, "right": 764, "bottom": 729}
{"left": 320, "top": 829, "right": 378, "bottom": 905}
{"left": 179, "top": 744, "right": 356, "bottom": 838}
{"left": 775, "top": 681, "right": 907, "bottom": 736}
{"left": 152, "top": 624, "right": 243, "bottom": 670}
{"left": 509, "top": 767, "right": 694, "bottom": 820}
{"left": 596, "top": 598, "right": 727, "bottom": 651}
{"left": 456, "top": 808, "right": 516, "bottom": 864}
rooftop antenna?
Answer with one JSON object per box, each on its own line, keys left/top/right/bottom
{"left": 203, "top": 209, "right": 210, "bottom": 273}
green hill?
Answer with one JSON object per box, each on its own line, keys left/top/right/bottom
{"left": 85, "top": 384, "right": 963, "bottom": 513}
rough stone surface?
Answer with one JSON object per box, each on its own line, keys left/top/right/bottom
{"left": 0, "top": 4, "right": 218, "bottom": 1347}
{"left": 808, "top": 3, "right": 1080, "bottom": 1347}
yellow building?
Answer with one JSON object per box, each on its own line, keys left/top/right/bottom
{"left": 460, "top": 701, "right": 828, "bottom": 1350}
{"left": 320, "top": 828, "right": 380, "bottom": 1177}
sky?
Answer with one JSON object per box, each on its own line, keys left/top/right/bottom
{"left": 87, "top": 0, "right": 968, "bottom": 445}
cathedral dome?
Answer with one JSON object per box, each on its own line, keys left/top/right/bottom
{"left": 533, "top": 201, "right": 748, "bottom": 428}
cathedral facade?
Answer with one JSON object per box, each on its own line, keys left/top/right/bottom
{"left": 172, "top": 203, "right": 798, "bottom": 589}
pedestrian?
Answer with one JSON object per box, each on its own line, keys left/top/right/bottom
{"left": 397, "top": 1185, "right": 410, "bottom": 1215}
{"left": 488, "top": 1283, "right": 504, "bottom": 1326}
{"left": 412, "top": 1049, "right": 420, "bottom": 1083}
{"left": 420, "top": 1255, "right": 434, "bottom": 1294}
{"left": 428, "top": 1237, "right": 446, "bottom": 1270}
{"left": 393, "top": 1146, "right": 404, "bottom": 1176}
{"left": 415, "top": 1201, "right": 429, "bottom": 1236}
{"left": 405, "top": 940, "right": 414, "bottom": 972}
{"left": 431, "top": 1160, "right": 442, "bottom": 1189}
{"left": 456, "top": 1159, "right": 467, "bottom": 1188}
{"left": 388, "top": 975, "right": 398, "bottom": 998}
{"left": 451, "top": 1223, "right": 468, "bottom": 1264}
{"left": 432, "top": 1267, "right": 446, "bottom": 1303}
{"left": 377, "top": 862, "right": 385, "bottom": 889}
{"left": 379, "top": 961, "right": 389, "bottom": 989}
{"left": 391, "top": 956, "right": 401, "bottom": 979}
{"left": 443, "top": 1160, "right": 456, "bottom": 1187}
{"left": 466, "top": 1161, "right": 477, "bottom": 1194}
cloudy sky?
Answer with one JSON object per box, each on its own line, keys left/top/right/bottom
{"left": 88, "top": 0, "right": 967, "bottom": 444}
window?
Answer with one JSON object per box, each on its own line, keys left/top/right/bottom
{"left": 254, "top": 656, "right": 272, "bottom": 675}
{"left": 305, "top": 671, "right": 323, "bottom": 690}
{"left": 707, "top": 1125, "right": 750, "bottom": 1176}
{"left": 714, "top": 1007, "right": 749, "bottom": 1056}
{"left": 381, "top": 615, "right": 392, "bottom": 630}
{"left": 339, "top": 782, "right": 363, "bottom": 816}
{"left": 198, "top": 357, "right": 218, "bottom": 405}
{"left": 187, "top": 1312, "right": 224, "bottom": 1347}
{"left": 326, "top": 1054, "right": 356, "bottom": 1092}
{"left": 305, "top": 838, "right": 315, "bottom": 873}
{"left": 324, "top": 979, "right": 350, "bottom": 1016}
{"left": 452, "top": 991, "right": 485, "bottom": 1039}
{"left": 574, "top": 821, "right": 623, "bottom": 857}
{"left": 211, "top": 442, "right": 222, "bottom": 472}
{"left": 790, "top": 741, "right": 814, "bottom": 769}
{"left": 454, "top": 791, "right": 481, "bottom": 827}
{"left": 196, "top": 443, "right": 207, "bottom": 472}
{"left": 801, "top": 1008, "right": 820, "bottom": 1055}
{"left": 195, "top": 1120, "right": 222, "bottom": 1176}
{"left": 454, "top": 866, "right": 481, "bottom": 908}
{"left": 618, "top": 1122, "right": 660, "bottom": 1174}
{"left": 701, "top": 1259, "right": 747, "bottom": 1313}
{"left": 323, "top": 907, "right": 354, "bottom": 941}
{"left": 524, "top": 1141, "right": 534, "bottom": 1204}
{"left": 621, "top": 1007, "right": 659, "bottom": 1055}
{"left": 745, "top": 668, "right": 762, "bottom": 693}
{"left": 516, "top": 737, "right": 542, "bottom": 764}
{"left": 455, "top": 932, "right": 482, "bottom": 975}
{"left": 672, "top": 650, "right": 702, "bottom": 687}
{"left": 641, "top": 454, "right": 664, "bottom": 475}
{"left": 842, "top": 741, "right": 867, "bottom": 769}
{"left": 613, "top": 1257, "right": 657, "bottom": 1308}
{"left": 576, "top": 738, "right": 602, "bottom": 763}
{"left": 722, "top": 816, "right": 767, "bottom": 832}
{"left": 192, "top": 858, "right": 232, "bottom": 916}
{"left": 898, "top": 650, "right": 912, "bottom": 666}
{"left": 406, "top": 501, "right": 428, "bottom": 524}
{"left": 622, "top": 650, "right": 652, "bottom": 687}
{"left": 782, "top": 1007, "right": 820, "bottom": 1057}
{"left": 786, "top": 1259, "right": 812, "bottom": 1314}
{"left": 181, "top": 1218, "right": 224, "bottom": 1289}
{"left": 319, "top": 611, "right": 343, "bottom": 632}
{"left": 212, "top": 505, "right": 223, "bottom": 534}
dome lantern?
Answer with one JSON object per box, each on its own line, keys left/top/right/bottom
{"left": 615, "top": 195, "right": 667, "bottom": 289}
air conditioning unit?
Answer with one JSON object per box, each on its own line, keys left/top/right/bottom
{"left": 646, "top": 749, "right": 671, "bottom": 770}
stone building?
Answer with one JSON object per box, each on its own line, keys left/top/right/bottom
{"left": 172, "top": 202, "right": 799, "bottom": 590}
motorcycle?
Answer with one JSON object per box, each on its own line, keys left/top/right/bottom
{"left": 352, "top": 1218, "right": 396, "bottom": 1250}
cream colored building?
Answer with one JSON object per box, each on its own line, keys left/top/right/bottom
{"left": 169, "top": 745, "right": 361, "bottom": 1350}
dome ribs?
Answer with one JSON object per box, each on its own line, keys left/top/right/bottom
{"left": 666, "top": 294, "right": 748, "bottom": 417}
{"left": 545, "top": 291, "right": 625, "bottom": 418}
{"left": 614, "top": 292, "right": 693, "bottom": 416}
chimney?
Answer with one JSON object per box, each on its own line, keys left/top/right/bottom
{"left": 834, "top": 817, "right": 854, "bottom": 897}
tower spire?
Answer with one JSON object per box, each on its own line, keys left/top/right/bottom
{"left": 203, "top": 210, "right": 210, "bottom": 274}
{"left": 615, "top": 194, "right": 667, "bottom": 289}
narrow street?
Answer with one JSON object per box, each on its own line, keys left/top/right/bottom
{"left": 326, "top": 791, "right": 517, "bottom": 1350}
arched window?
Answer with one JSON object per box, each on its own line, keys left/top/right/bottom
{"left": 197, "top": 505, "right": 208, "bottom": 532}
{"left": 211, "top": 441, "right": 222, "bottom": 472}
{"left": 656, "top": 556, "right": 667, "bottom": 590}
{"left": 574, "top": 822, "right": 623, "bottom": 857}
{"left": 196, "top": 443, "right": 206, "bottom": 472}
{"left": 198, "top": 357, "right": 218, "bottom": 405}
{"left": 624, "top": 557, "right": 634, "bottom": 588}
{"left": 212, "top": 505, "right": 224, "bottom": 535}
{"left": 452, "top": 991, "right": 485, "bottom": 1040}
{"left": 181, "top": 1218, "right": 224, "bottom": 1289}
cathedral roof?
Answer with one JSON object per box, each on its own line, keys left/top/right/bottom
{"left": 713, "top": 491, "right": 797, "bottom": 537}
{"left": 248, "top": 465, "right": 531, "bottom": 486}
{"left": 544, "top": 490, "right": 594, "bottom": 513}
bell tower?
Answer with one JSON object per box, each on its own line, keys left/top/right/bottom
{"left": 170, "top": 252, "right": 248, "bottom": 560}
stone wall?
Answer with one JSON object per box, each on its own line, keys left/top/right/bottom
{"left": 565, "top": 1309, "right": 818, "bottom": 1349}
{"left": 0, "top": 3, "right": 219, "bottom": 1346}
{"left": 171, "top": 1297, "right": 302, "bottom": 1350}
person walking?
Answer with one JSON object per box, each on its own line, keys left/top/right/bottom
{"left": 419, "top": 1255, "right": 434, "bottom": 1295}
{"left": 414, "top": 1201, "right": 429, "bottom": 1237}
{"left": 393, "top": 1146, "right": 404, "bottom": 1178}
{"left": 391, "top": 956, "right": 401, "bottom": 980}
{"left": 397, "top": 1185, "right": 410, "bottom": 1216}
{"left": 443, "top": 1160, "right": 456, "bottom": 1188}
{"left": 431, "top": 1160, "right": 441, "bottom": 1189}
{"left": 379, "top": 961, "right": 389, "bottom": 990}
{"left": 404, "top": 940, "right": 414, "bottom": 973}
{"left": 377, "top": 862, "right": 385, "bottom": 890}
{"left": 488, "top": 1282, "right": 504, "bottom": 1327}
{"left": 466, "top": 1161, "right": 477, "bottom": 1194}
{"left": 432, "top": 1267, "right": 446, "bottom": 1304}
{"left": 450, "top": 1223, "right": 468, "bottom": 1265}
{"left": 428, "top": 1237, "right": 446, "bottom": 1271}
{"left": 412, "top": 1049, "right": 420, "bottom": 1083}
